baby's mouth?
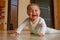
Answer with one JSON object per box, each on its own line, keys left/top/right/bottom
{"left": 32, "top": 15, "right": 37, "bottom": 17}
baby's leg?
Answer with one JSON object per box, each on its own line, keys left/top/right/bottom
{"left": 46, "top": 27, "right": 60, "bottom": 34}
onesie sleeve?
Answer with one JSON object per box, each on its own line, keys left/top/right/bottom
{"left": 16, "top": 18, "right": 28, "bottom": 34}
{"left": 38, "top": 19, "right": 47, "bottom": 35}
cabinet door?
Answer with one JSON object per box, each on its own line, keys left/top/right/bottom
{"left": 0, "top": 0, "right": 7, "bottom": 30}
{"left": 54, "top": 0, "right": 60, "bottom": 29}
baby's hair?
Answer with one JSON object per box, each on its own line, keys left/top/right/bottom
{"left": 27, "top": 3, "right": 40, "bottom": 10}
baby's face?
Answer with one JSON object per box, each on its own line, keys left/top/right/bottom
{"left": 27, "top": 5, "right": 40, "bottom": 20}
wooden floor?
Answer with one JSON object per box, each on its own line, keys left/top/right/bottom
{"left": 0, "top": 31, "right": 60, "bottom": 40}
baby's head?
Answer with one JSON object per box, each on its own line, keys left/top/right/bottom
{"left": 27, "top": 3, "right": 40, "bottom": 20}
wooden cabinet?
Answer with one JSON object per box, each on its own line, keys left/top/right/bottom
{"left": 54, "top": 0, "right": 60, "bottom": 29}
{"left": 57, "top": 0, "right": 60, "bottom": 29}
{"left": 0, "top": 0, "right": 6, "bottom": 30}
{"left": 0, "top": 0, "right": 8, "bottom": 30}
{"left": 0, "top": 0, "right": 5, "bottom": 8}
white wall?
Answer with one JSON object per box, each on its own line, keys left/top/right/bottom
{"left": 18, "top": 0, "right": 30, "bottom": 26}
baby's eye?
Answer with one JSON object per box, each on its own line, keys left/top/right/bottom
{"left": 29, "top": 10, "right": 33, "bottom": 12}
{"left": 35, "top": 10, "right": 38, "bottom": 12}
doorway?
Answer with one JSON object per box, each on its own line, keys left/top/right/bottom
{"left": 7, "top": 0, "right": 18, "bottom": 30}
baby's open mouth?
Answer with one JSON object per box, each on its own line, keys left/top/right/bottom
{"left": 32, "top": 15, "right": 37, "bottom": 16}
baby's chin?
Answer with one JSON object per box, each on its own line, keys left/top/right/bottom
{"left": 31, "top": 17, "right": 38, "bottom": 20}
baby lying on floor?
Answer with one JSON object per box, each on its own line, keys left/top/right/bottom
{"left": 11, "top": 3, "right": 60, "bottom": 37}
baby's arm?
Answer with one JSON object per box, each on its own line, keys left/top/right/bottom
{"left": 16, "top": 20, "right": 28, "bottom": 34}
{"left": 11, "top": 19, "right": 28, "bottom": 37}
{"left": 37, "top": 19, "right": 47, "bottom": 36}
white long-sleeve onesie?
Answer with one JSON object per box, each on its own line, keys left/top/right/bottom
{"left": 16, "top": 17, "right": 60, "bottom": 35}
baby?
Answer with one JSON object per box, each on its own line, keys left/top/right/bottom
{"left": 11, "top": 3, "right": 60, "bottom": 37}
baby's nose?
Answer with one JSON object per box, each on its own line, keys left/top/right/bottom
{"left": 33, "top": 11, "right": 36, "bottom": 14}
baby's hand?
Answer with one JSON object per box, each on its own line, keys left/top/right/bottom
{"left": 37, "top": 32, "right": 44, "bottom": 37}
{"left": 10, "top": 32, "right": 19, "bottom": 37}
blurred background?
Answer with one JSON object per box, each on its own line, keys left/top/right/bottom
{"left": 0, "top": 0, "right": 60, "bottom": 31}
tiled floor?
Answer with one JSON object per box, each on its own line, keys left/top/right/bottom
{"left": 0, "top": 31, "right": 60, "bottom": 40}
